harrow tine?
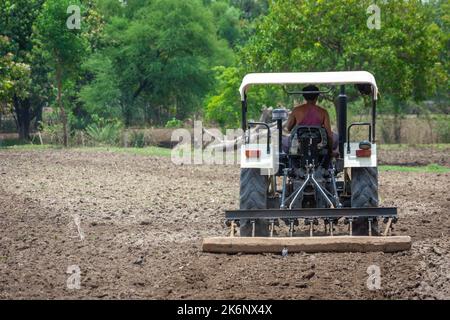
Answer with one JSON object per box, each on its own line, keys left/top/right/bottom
{"left": 251, "top": 220, "right": 256, "bottom": 237}
{"left": 289, "top": 220, "right": 294, "bottom": 237}
{"left": 280, "top": 169, "right": 288, "bottom": 209}
{"left": 368, "top": 219, "right": 372, "bottom": 237}
{"left": 230, "top": 221, "right": 236, "bottom": 237}
{"left": 330, "top": 220, "right": 334, "bottom": 236}
{"left": 349, "top": 219, "right": 353, "bottom": 236}
{"left": 270, "top": 220, "right": 275, "bottom": 237}
{"left": 383, "top": 218, "right": 393, "bottom": 237}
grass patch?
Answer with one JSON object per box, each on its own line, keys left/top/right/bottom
{"left": 0, "top": 143, "right": 172, "bottom": 157}
{"left": 379, "top": 164, "right": 450, "bottom": 173}
{"left": 0, "top": 138, "right": 36, "bottom": 148}
{"left": 0, "top": 143, "right": 53, "bottom": 150}
{"left": 379, "top": 143, "right": 450, "bottom": 150}
{"left": 72, "top": 146, "right": 172, "bottom": 157}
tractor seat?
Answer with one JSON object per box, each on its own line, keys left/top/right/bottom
{"left": 288, "top": 126, "right": 329, "bottom": 168}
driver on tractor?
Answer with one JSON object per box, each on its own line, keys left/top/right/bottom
{"left": 286, "top": 85, "right": 334, "bottom": 156}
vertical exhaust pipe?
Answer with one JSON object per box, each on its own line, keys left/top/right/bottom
{"left": 338, "top": 85, "right": 347, "bottom": 157}
{"left": 276, "top": 117, "right": 283, "bottom": 155}
{"left": 241, "top": 98, "right": 247, "bottom": 133}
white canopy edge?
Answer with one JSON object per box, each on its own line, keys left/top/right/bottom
{"left": 239, "top": 71, "right": 378, "bottom": 101}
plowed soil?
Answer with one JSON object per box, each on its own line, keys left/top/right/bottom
{"left": 0, "top": 148, "right": 448, "bottom": 299}
{"left": 378, "top": 146, "right": 450, "bottom": 167}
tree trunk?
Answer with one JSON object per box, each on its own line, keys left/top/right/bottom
{"left": 124, "top": 106, "right": 131, "bottom": 127}
{"left": 157, "top": 105, "right": 161, "bottom": 126}
{"left": 13, "top": 95, "right": 32, "bottom": 141}
{"left": 56, "top": 64, "right": 68, "bottom": 147}
{"left": 120, "top": 100, "right": 132, "bottom": 127}
{"left": 34, "top": 103, "right": 43, "bottom": 130}
{"left": 393, "top": 114, "right": 401, "bottom": 144}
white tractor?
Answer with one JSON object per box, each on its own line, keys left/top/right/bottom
{"left": 203, "top": 71, "right": 411, "bottom": 254}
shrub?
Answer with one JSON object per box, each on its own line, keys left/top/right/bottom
{"left": 41, "top": 123, "right": 65, "bottom": 145}
{"left": 85, "top": 122, "right": 122, "bottom": 146}
{"left": 130, "top": 130, "right": 146, "bottom": 148}
{"left": 165, "top": 118, "right": 183, "bottom": 128}
{"left": 435, "top": 116, "right": 450, "bottom": 143}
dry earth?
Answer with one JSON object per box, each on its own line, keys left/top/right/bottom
{"left": 378, "top": 147, "right": 450, "bottom": 167}
{"left": 0, "top": 148, "right": 448, "bottom": 299}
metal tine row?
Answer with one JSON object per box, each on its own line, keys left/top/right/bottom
{"left": 231, "top": 217, "right": 396, "bottom": 238}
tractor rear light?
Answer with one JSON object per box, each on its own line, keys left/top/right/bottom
{"left": 356, "top": 149, "right": 371, "bottom": 157}
{"left": 245, "top": 149, "right": 261, "bottom": 159}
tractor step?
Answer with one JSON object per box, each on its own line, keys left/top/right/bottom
{"left": 202, "top": 236, "right": 411, "bottom": 254}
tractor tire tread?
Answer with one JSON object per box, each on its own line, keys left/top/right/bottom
{"left": 239, "top": 168, "right": 269, "bottom": 236}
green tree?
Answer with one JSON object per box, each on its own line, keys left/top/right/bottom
{"left": 79, "top": 53, "right": 121, "bottom": 121}
{"left": 428, "top": 0, "right": 449, "bottom": 111}
{"left": 34, "top": 0, "right": 88, "bottom": 146}
{"left": 0, "top": 0, "right": 47, "bottom": 140}
{"left": 207, "top": 0, "right": 446, "bottom": 137}
{"left": 0, "top": 36, "right": 31, "bottom": 114}
{"left": 242, "top": 0, "right": 445, "bottom": 99}
{"left": 81, "top": 0, "right": 230, "bottom": 126}
{"left": 205, "top": 66, "right": 242, "bottom": 127}
{"left": 205, "top": 65, "right": 285, "bottom": 128}
{"left": 208, "top": 0, "right": 242, "bottom": 48}
{"left": 230, "top": 0, "right": 269, "bottom": 20}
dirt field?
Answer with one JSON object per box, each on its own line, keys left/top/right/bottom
{"left": 0, "top": 147, "right": 449, "bottom": 300}
{"left": 378, "top": 147, "right": 450, "bottom": 167}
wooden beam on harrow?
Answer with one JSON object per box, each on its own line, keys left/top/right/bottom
{"left": 202, "top": 236, "right": 411, "bottom": 254}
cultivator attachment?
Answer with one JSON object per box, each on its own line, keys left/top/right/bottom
{"left": 202, "top": 208, "right": 412, "bottom": 253}
{"left": 225, "top": 207, "right": 397, "bottom": 237}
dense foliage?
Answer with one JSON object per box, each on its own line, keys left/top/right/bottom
{"left": 0, "top": 0, "right": 448, "bottom": 143}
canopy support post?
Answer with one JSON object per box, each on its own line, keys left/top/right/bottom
{"left": 242, "top": 95, "right": 247, "bottom": 133}
{"left": 338, "top": 85, "right": 347, "bottom": 157}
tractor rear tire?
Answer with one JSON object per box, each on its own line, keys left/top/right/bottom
{"left": 239, "top": 168, "right": 270, "bottom": 237}
{"left": 351, "top": 167, "right": 379, "bottom": 236}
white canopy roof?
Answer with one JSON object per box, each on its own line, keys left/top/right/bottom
{"left": 239, "top": 71, "right": 378, "bottom": 101}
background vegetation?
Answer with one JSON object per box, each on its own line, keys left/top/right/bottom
{"left": 0, "top": 0, "right": 448, "bottom": 147}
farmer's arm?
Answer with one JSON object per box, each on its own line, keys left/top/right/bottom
{"left": 286, "top": 109, "right": 297, "bottom": 131}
